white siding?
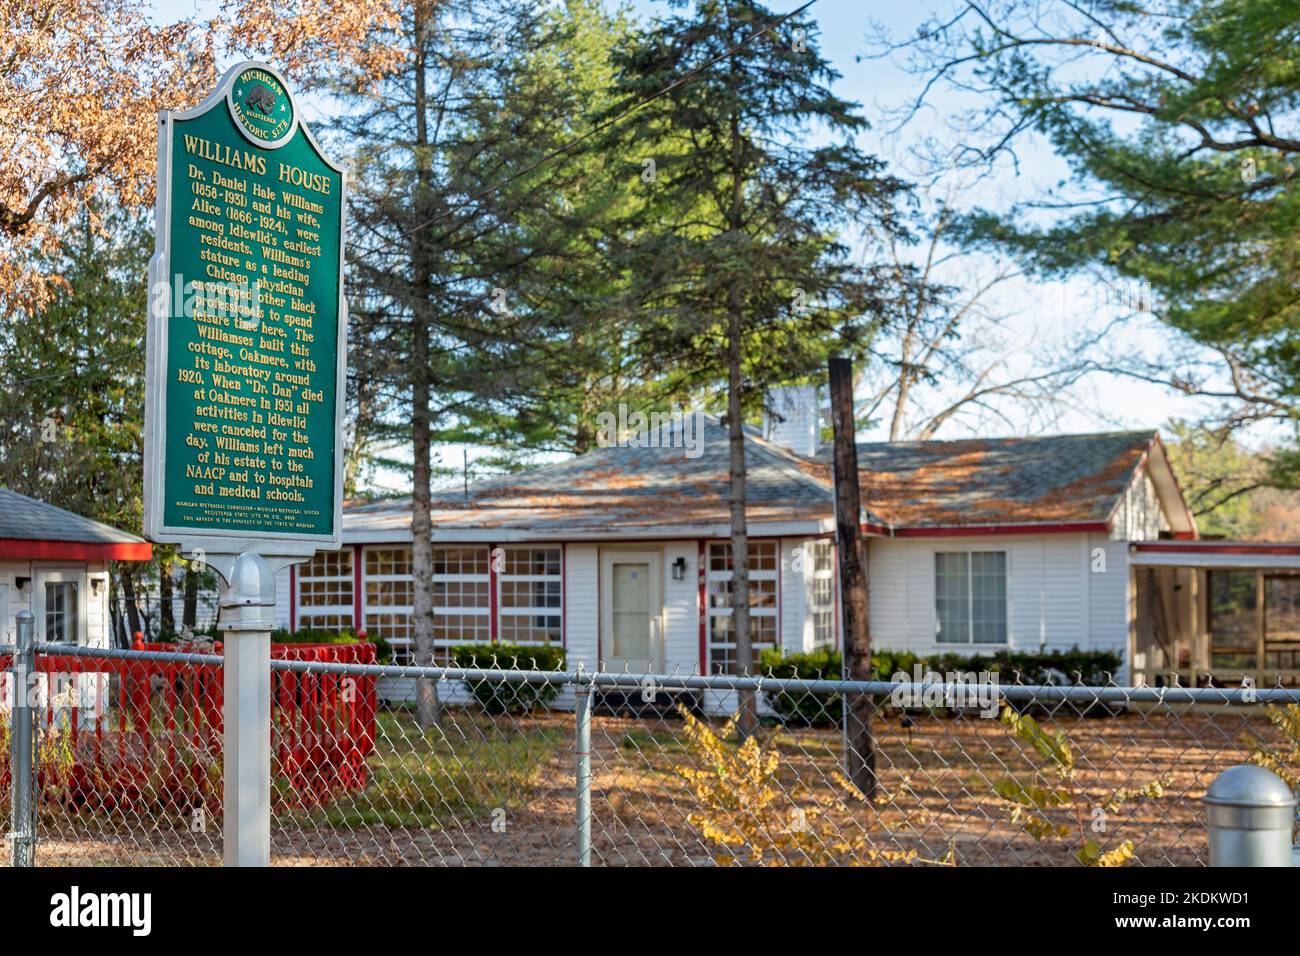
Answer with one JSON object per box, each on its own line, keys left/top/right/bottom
{"left": 0, "top": 560, "right": 32, "bottom": 642}
{"left": 565, "top": 543, "right": 599, "bottom": 671}
{"left": 86, "top": 560, "right": 109, "bottom": 649}
{"left": 1088, "top": 533, "right": 1130, "bottom": 680}
{"left": 0, "top": 559, "right": 107, "bottom": 648}
{"left": 662, "top": 541, "right": 700, "bottom": 673}
{"left": 868, "top": 533, "right": 1126, "bottom": 657}
{"left": 275, "top": 565, "right": 293, "bottom": 630}
{"left": 1112, "top": 467, "right": 1169, "bottom": 542}
{"left": 780, "top": 539, "right": 809, "bottom": 654}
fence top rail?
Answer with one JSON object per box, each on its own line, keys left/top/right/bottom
{"left": 13, "top": 642, "right": 1300, "bottom": 705}
{"left": 26, "top": 642, "right": 222, "bottom": 667}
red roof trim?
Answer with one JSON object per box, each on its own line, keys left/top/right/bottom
{"left": 888, "top": 522, "right": 1111, "bottom": 538}
{"left": 0, "top": 539, "right": 152, "bottom": 561}
{"left": 1134, "top": 542, "right": 1300, "bottom": 556}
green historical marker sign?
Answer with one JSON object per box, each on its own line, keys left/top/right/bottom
{"left": 145, "top": 62, "right": 346, "bottom": 553}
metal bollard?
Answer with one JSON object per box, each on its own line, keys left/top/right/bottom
{"left": 1203, "top": 764, "right": 1296, "bottom": 866}
{"left": 8, "top": 611, "right": 37, "bottom": 867}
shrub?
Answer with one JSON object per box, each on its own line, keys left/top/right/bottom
{"left": 452, "top": 643, "right": 567, "bottom": 715}
{"left": 760, "top": 647, "right": 1124, "bottom": 726}
{"left": 270, "top": 626, "right": 361, "bottom": 645}
{"left": 995, "top": 704, "right": 1165, "bottom": 865}
{"left": 672, "top": 705, "right": 943, "bottom": 866}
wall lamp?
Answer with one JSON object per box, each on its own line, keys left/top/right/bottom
{"left": 671, "top": 557, "right": 688, "bottom": 581}
{"left": 14, "top": 576, "right": 30, "bottom": 592}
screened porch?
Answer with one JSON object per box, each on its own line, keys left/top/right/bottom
{"left": 1130, "top": 543, "right": 1300, "bottom": 687}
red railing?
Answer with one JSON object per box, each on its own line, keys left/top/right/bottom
{"left": 0, "top": 641, "right": 378, "bottom": 812}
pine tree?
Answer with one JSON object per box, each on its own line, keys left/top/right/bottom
{"left": 337, "top": 0, "right": 614, "bottom": 727}
{"left": 607, "top": 0, "right": 910, "bottom": 733}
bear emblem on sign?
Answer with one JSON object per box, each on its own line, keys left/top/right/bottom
{"left": 244, "top": 83, "right": 277, "bottom": 115}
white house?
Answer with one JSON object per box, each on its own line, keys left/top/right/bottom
{"left": 262, "top": 414, "right": 1295, "bottom": 699}
{"left": 0, "top": 488, "right": 152, "bottom": 647}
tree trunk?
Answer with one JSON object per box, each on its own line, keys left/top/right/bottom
{"left": 182, "top": 564, "right": 199, "bottom": 629}
{"left": 829, "top": 356, "right": 877, "bottom": 797}
{"left": 725, "top": 69, "right": 757, "bottom": 737}
{"left": 120, "top": 567, "right": 143, "bottom": 643}
{"left": 409, "top": 4, "right": 440, "bottom": 730}
{"left": 159, "top": 552, "right": 175, "bottom": 634}
{"left": 726, "top": 302, "right": 757, "bottom": 737}
{"left": 110, "top": 571, "right": 126, "bottom": 648}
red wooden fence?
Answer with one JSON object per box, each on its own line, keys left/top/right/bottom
{"left": 0, "top": 641, "right": 378, "bottom": 813}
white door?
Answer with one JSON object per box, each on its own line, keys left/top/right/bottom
{"left": 601, "top": 550, "right": 663, "bottom": 672}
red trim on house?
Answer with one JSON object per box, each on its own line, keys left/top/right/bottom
{"left": 697, "top": 539, "right": 707, "bottom": 675}
{"left": 289, "top": 564, "right": 297, "bottom": 632}
{"left": 488, "top": 543, "right": 499, "bottom": 643}
{"left": 775, "top": 537, "right": 783, "bottom": 657}
{"left": 1134, "top": 542, "right": 1300, "bottom": 556}
{"left": 0, "top": 539, "right": 152, "bottom": 561}
{"left": 352, "top": 544, "right": 363, "bottom": 631}
{"left": 887, "top": 522, "right": 1111, "bottom": 538}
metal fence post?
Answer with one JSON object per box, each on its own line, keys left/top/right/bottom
{"left": 219, "top": 553, "right": 276, "bottom": 867}
{"left": 575, "top": 680, "right": 592, "bottom": 867}
{"left": 9, "top": 611, "right": 36, "bottom": 867}
{"left": 1203, "top": 764, "right": 1297, "bottom": 866}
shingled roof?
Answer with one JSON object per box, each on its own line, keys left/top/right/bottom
{"left": 344, "top": 424, "right": 1186, "bottom": 540}
{"left": 346, "top": 416, "right": 837, "bottom": 539}
{"left": 845, "top": 431, "right": 1161, "bottom": 528}
{"left": 0, "top": 488, "right": 151, "bottom": 560}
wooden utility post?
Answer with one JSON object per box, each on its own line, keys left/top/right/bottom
{"left": 828, "top": 357, "right": 877, "bottom": 797}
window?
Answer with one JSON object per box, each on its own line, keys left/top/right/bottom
{"left": 361, "top": 545, "right": 493, "bottom": 665}
{"left": 432, "top": 547, "right": 491, "bottom": 662}
{"left": 497, "top": 546, "right": 562, "bottom": 646}
{"left": 707, "top": 541, "right": 779, "bottom": 674}
{"left": 363, "top": 546, "right": 414, "bottom": 663}
{"left": 297, "top": 548, "right": 354, "bottom": 632}
{"left": 809, "top": 540, "right": 836, "bottom": 650}
{"left": 935, "top": 551, "right": 1007, "bottom": 644}
{"left": 45, "top": 582, "right": 79, "bottom": 643}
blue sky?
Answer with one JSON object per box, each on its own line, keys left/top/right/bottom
{"left": 150, "top": 0, "right": 1254, "bottom": 492}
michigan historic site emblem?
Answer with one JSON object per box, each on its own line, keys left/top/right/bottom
{"left": 227, "top": 66, "right": 296, "bottom": 147}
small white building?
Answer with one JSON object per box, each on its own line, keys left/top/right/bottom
{"left": 0, "top": 488, "right": 152, "bottom": 646}
{"left": 270, "top": 418, "right": 1214, "bottom": 695}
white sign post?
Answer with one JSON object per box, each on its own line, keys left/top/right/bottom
{"left": 144, "top": 63, "right": 347, "bottom": 866}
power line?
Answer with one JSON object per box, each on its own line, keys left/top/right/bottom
{"left": 393, "top": 0, "right": 821, "bottom": 244}
{"left": 0, "top": 350, "right": 140, "bottom": 388}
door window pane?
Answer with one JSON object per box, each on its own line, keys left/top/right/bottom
{"left": 46, "top": 582, "right": 79, "bottom": 643}
{"left": 611, "top": 563, "right": 650, "bottom": 659}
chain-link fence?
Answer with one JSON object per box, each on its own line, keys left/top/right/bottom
{"left": 4, "top": 641, "right": 1299, "bottom": 866}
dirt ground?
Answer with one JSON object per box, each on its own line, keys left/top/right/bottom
{"left": 14, "top": 703, "right": 1285, "bottom": 867}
